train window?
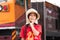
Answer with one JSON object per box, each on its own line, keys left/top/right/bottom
{"left": 20, "top": 0, "right": 24, "bottom": 6}
{"left": 16, "top": 0, "right": 24, "bottom": 6}
{"left": 0, "top": 0, "right": 7, "bottom": 3}
{"left": 20, "top": 0, "right": 28, "bottom": 7}
{"left": 16, "top": 0, "right": 28, "bottom": 7}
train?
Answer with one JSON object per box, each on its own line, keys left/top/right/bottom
{"left": 0, "top": 0, "right": 25, "bottom": 40}
{"left": 0, "top": 0, "right": 60, "bottom": 40}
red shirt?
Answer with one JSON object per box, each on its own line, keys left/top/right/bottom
{"left": 20, "top": 24, "right": 42, "bottom": 40}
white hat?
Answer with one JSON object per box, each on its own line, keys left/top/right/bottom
{"left": 26, "top": 8, "right": 40, "bottom": 24}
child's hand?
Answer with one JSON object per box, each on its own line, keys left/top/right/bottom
{"left": 30, "top": 23, "right": 34, "bottom": 27}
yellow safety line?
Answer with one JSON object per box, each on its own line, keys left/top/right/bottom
{"left": 12, "top": 30, "right": 16, "bottom": 36}
{"left": 12, "top": 34, "right": 16, "bottom": 40}
{"left": 12, "top": 30, "right": 16, "bottom": 40}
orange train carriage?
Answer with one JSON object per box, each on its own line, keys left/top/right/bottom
{"left": 0, "top": 0, "right": 25, "bottom": 27}
{"left": 0, "top": 0, "right": 26, "bottom": 40}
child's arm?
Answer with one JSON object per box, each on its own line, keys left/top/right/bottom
{"left": 30, "top": 23, "right": 40, "bottom": 36}
{"left": 21, "top": 38, "right": 24, "bottom": 40}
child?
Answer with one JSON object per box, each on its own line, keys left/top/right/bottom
{"left": 20, "top": 8, "right": 42, "bottom": 40}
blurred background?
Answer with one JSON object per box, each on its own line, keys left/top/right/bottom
{"left": 0, "top": 0, "right": 60, "bottom": 40}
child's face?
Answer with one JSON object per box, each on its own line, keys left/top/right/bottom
{"left": 28, "top": 13, "right": 37, "bottom": 23}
